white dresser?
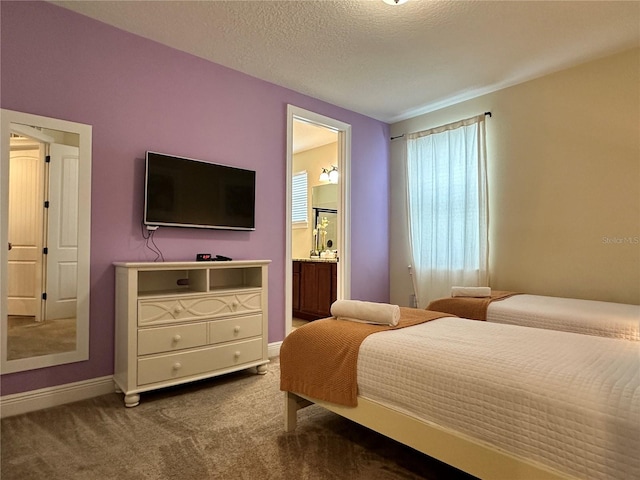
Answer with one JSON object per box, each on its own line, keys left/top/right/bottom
{"left": 113, "top": 260, "right": 270, "bottom": 407}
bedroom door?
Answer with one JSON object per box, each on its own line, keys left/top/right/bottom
{"left": 7, "top": 139, "right": 46, "bottom": 321}
{"left": 45, "top": 143, "right": 79, "bottom": 320}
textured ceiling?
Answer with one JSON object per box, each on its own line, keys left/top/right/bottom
{"left": 51, "top": 0, "right": 639, "bottom": 123}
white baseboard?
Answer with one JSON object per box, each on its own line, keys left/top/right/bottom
{"left": 1, "top": 341, "right": 283, "bottom": 418}
{"left": 268, "top": 340, "right": 282, "bottom": 359}
{"left": 1, "top": 375, "right": 115, "bottom": 418}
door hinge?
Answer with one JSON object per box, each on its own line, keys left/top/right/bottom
{"left": 43, "top": 247, "right": 48, "bottom": 255}
{"left": 44, "top": 200, "right": 50, "bottom": 208}
{"left": 45, "top": 155, "right": 51, "bottom": 163}
{"left": 42, "top": 292, "right": 47, "bottom": 301}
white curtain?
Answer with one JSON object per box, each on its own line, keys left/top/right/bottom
{"left": 405, "top": 115, "right": 488, "bottom": 308}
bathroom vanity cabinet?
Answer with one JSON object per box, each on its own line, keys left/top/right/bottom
{"left": 292, "top": 260, "right": 337, "bottom": 321}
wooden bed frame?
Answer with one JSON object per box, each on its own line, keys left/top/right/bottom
{"left": 284, "top": 391, "right": 576, "bottom": 480}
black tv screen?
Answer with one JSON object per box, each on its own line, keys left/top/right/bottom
{"left": 144, "top": 152, "right": 256, "bottom": 230}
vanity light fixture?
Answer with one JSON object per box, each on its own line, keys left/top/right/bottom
{"left": 319, "top": 166, "right": 339, "bottom": 183}
{"left": 328, "top": 165, "right": 339, "bottom": 184}
{"left": 382, "top": 0, "right": 408, "bottom": 5}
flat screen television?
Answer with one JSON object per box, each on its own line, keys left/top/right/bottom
{"left": 144, "top": 151, "right": 256, "bottom": 230}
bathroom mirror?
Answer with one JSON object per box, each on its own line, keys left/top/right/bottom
{"left": 1, "top": 109, "right": 92, "bottom": 374}
{"left": 312, "top": 184, "right": 338, "bottom": 211}
{"left": 311, "top": 184, "right": 338, "bottom": 254}
{"left": 313, "top": 208, "right": 338, "bottom": 253}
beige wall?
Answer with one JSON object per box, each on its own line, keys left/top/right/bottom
{"left": 390, "top": 48, "right": 640, "bottom": 306}
{"left": 292, "top": 142, "right": 338, "bottom": 259}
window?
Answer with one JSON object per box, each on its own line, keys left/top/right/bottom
{"left": 405, "top": 114, "right": 488, "bottom": 307}
{"left": 292, "top": 170, "right": 308, "bottom": 227}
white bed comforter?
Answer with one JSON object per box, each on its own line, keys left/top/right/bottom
{"left": 487, "top": 294, "right": 640, "bottom": 341}
{"left": 357, "top": 317, "right": 640, "bottom": 480}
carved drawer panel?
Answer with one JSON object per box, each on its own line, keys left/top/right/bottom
{"left": 209, "top": 313, "right": 262, "bottom": 344}
{"left": 138, "top": 322, "right": 207, "bottom": 356}
{"left": 138, "top": 291, "right": 262, "bottom": 326}
{"left": 137, "top": 338, "right": 263, "bottom": 386}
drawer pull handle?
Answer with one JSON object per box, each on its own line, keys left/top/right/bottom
{"left": 234, "top": 351, "right": 241, "bottom": 358}
{"left": 172, "top": 334, "right": 182, "bottom": 343}
{"left": 234, "top": 326, "right": 241, "bottom": 334}
{"left": 231, "top": 301, "right": 239, "bottom": 310}
{"left": 173, "top": 362, "right": 182, "bottom": 370}
{"left": 173, "top": 305, "right": 184, "bottom": 314}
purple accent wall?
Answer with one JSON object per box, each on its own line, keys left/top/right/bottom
{"left": 0, "top": 1, "right": 390, "bottom": 395}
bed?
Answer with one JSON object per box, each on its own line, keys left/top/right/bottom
{"left": 427, "top": 292, "right": 640, "bottom": 341}
{"left": 281, "top": 307, "right": 640, "bottom": 480}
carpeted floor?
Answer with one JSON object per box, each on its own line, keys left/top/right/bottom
{"left": 6, "top": 315, "right": 76, "bottom": 360}
{"left": 1, "top": 359, "right": 476, "bottom": 480}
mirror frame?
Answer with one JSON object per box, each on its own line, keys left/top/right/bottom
{"left": 1, "top": 109, "right": 92, "bottom": 374}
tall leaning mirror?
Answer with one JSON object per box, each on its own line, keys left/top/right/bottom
{"left": 1, "top": 109, "right": 91, "bottom": 374}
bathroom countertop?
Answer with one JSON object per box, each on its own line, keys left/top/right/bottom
{"left": 293, "top": 257, "right": 338, "bottom": 263}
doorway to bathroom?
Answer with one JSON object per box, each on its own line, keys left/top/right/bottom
{"left": 285, "top": 105, "right": 351, "bottom": 335}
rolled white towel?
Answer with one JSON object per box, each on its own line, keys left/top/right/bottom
{"left": 330, "top": 300, "right": 400, "bottom": 326}
{"left": 451, "top": 286, "right": 491, "bottom": 298}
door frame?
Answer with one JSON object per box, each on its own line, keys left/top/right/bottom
{"left": 285, "top": 105, "right": 351, "bottom": 336}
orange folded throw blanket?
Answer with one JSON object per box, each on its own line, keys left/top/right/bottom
{"left": 280, "top": 308, "right": 453, "bottom": 407}
{"left": 427, "top": 291, "right": 520, "bottom": 321}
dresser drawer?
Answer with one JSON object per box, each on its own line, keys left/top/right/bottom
{"left": 138, "top": 291, "right": 262, "bottom": 326}
{"left": 209, "top": 313, "right": 262, "bottom": 344}
{"left": 137, "top": 338, "right": 263, "bottom": 386}
{"left": 138, "top": 322, "right": 207, "bottom": 356}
